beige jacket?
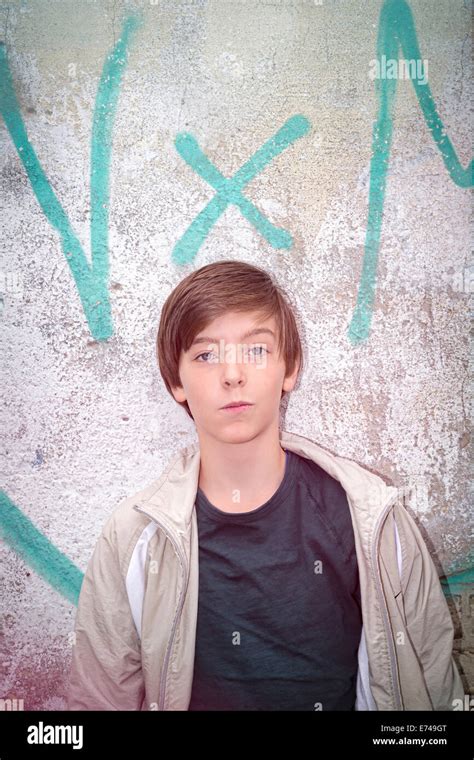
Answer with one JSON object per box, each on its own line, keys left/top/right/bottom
{"left": 67, "top": 429, "right": 464, "bottom": 711}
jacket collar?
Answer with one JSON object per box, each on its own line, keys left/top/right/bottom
{"left": 133, "top": 429, "right": 398, "bottom": 536}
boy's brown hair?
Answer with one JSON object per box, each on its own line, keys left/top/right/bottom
{"left": 156, "top": 260, "right": 304, "bottom": 420}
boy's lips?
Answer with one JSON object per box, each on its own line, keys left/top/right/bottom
{"left": 220, "top": 402, "right": 254, "bottom": 413}
{"left": 221, "top": 400, "right": 253, "bottom": 408}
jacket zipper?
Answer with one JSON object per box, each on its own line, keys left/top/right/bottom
{"left": 371, "top": 490, "right": 403, "bottom": 710}
{"left": 133, "top": 504, "right": 190, "bottom": 710}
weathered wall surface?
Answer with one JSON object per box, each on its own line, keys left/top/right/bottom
{"left": 0, "top": 0, "right": 472, "bottom": 709}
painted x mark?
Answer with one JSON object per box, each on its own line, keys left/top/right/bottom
{"left": 172, "top": 114, "right": 311, "bottom": 265}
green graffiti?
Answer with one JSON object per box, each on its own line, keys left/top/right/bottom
{"left": 440, "top": 566, "right": 474, "bottom": 596}
{"left": 0, "top": 491, "right": 84, "bottom": 606}
{"left": 348, "top": 0, "right": 473, "bottom": 344}
{"left": 0, "top": 14, "right": 142, "bottom": 340}
{"left": 172, "top": 115, "right": 311, "bottom": 265}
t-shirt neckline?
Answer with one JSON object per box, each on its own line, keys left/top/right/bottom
{"left": 195, "top": 449, "right": 299, "bottom": 523}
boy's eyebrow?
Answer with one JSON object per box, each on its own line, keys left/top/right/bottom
{"left": 190, "top": 328, "right": 276, "bottom": 347}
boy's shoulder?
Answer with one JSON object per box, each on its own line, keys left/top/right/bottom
{"left": 101, "top": 440, "right": 201, "bottom": 538}
{"left": 281, "top": 429, "right": 394, "bottom": 498}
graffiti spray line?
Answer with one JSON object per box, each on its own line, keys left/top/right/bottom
{"left": 0, "top": 491, "right": 83, "bottom": 605}
{"left": 0, "top": 14, "right": 143, "bottom": 340}
{"left": 347, "top": 0, "right": 473, "bottom": 345}
{"left": 172, "top": 114, "right": 311, "bottom": 265}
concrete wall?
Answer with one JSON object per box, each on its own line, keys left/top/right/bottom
{"left": 0, "top": 0, "right": 472, "bottom": 709}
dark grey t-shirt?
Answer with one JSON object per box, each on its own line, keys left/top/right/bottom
{"left": 188, "top": 448, "right": 362, "bottom": 711}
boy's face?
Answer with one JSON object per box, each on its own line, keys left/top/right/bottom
{"left": 171, "top": 310, "right": 299, "bottom": 444}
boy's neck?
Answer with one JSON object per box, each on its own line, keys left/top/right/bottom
{"left": 197, "top": 426, "right": 287, "bottom": 513}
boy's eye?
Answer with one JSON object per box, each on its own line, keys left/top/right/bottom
{"left": 195, "top": 351, "right": 217, "bottom": 362}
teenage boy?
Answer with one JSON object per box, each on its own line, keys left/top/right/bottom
{"left": 67, "top": 260, "right": 464, "bottom": 711}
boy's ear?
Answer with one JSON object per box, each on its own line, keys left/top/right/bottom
{"left": 171, "top": 384, "right": 187, "bottom": 404}
{"left": 282, "top": 361, "right": 300, "bottom": 393}
{"left": 171, "top": 357, "right": 186, "bottom": 403}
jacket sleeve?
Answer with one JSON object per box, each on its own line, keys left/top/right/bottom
{"left": 395, "top": 504, "right": 465, "bottom": 711}
{"left": 66, "top": 514, "right": 145, "bottom": 710}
